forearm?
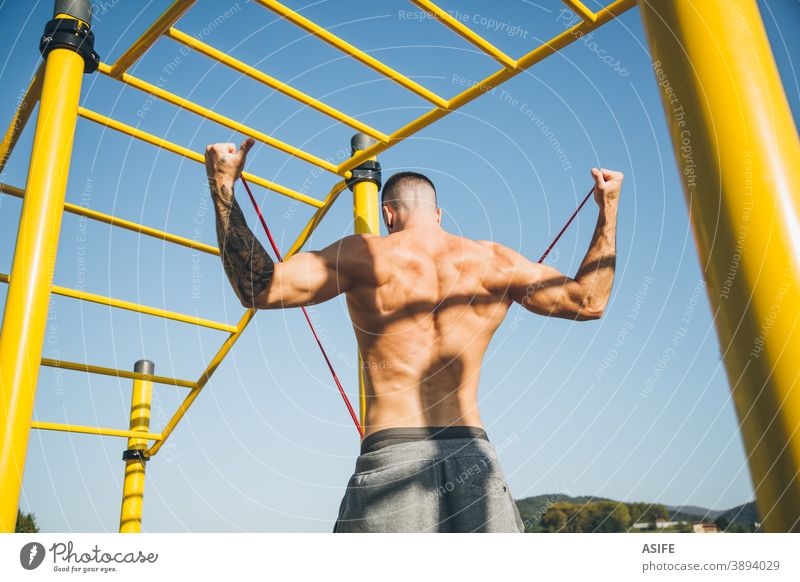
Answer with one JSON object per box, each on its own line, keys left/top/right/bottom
{"left": 573, "top": 200, "right": 618, "bottom": 314}
{"left": 210, "top": 177, "right": 274, "bottom": 307}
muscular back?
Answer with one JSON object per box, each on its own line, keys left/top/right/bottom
{"left": 205, "top": 142, "right": 619, "bottom": 437}
{"left": 344, "top": 229, "right": 511, "bottom": 434}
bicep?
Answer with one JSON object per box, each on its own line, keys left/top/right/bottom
{"left": 499, "top": 247, "right": 587, "bottom": 320}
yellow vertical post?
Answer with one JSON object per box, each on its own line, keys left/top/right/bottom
{"left": 348, "top": 134, "right": 382, "bottom": 428}
{"left": 640, "top": 0, "right": 800, "bottom": 532}
{"left": 119, "top": 360, "right": 154, "bottom": 533}
{"left": 0, "top": 0, "right": 96, "bottom": 532}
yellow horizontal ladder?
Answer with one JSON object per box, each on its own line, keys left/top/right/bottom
{"left": 164, "top": 27, "right": 389, "bottom": 144}
{"left": 254, "top": 0, "right": 449, "bottom": 108}
{"left": 1, "top": 182, "right": 219, "bottom": 255}
{"left": 40, "top": 357, "right": 196, "bottom": 389}
{"left": 340, "top": 0, "right": 638, "bottom": 173}
{"left": 31, "top": 421, "right": 163, "bottom": 442}
{"left": 0, "top": 272, "right": 235, "bottom": 333}
{"left": 77, "top": 106, "right": 325, "bottom": 208}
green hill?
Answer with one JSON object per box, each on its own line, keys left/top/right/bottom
{"left": 516, "top": 494, "right": 759, "bottom": 532}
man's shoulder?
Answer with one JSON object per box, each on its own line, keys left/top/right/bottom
{"left": 331, "top": 233, "right": 380, "bottom": 252}
{"left": 465, "top": 238, "right": 518, "bottom": 263}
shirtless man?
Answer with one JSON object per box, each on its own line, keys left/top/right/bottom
{"left": 206, "top": 138, "right": 622, "bottom": 533}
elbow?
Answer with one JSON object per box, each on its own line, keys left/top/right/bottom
{"left": 237, "top": 293, "right": 258, "bottom": 310}
{"left": 577, "top": 295, "right": 606, "bottom": 320}
{"left": 579, "top": 307, "right": 604, "bottom": 321}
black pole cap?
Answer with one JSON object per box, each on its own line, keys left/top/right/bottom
{"left": 346, "top": 133, "right": 382, "bottom": 191}
{"left": 54, "top": 0, "right": 92, "bottom": 25}
{"left": 41, "top": 1, "right": 99, "bottom": 73}
{"left": 134, "top": 360, "right": 155, "bottom": 375}
{"left": 351, "top": 133, "right": 377, "bottom": 155}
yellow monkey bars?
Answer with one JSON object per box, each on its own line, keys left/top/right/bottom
{"left": 3, "top": 0, "right": 797, "bottom": 533}
{"left": 0, "top": 0, "right": 655, "bottom": 535}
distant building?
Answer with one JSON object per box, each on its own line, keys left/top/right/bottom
{"left": 631, "top": 520, "right": 683, "bottom": 529}
{"left": 692, "top": 522, "right": 719, "bottom": 533}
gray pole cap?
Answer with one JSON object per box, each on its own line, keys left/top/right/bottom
{"left": 54, "top": 0, "right": 92, "bottom": 25}
{"left": 350, "top": 133, "right": 377, "bottom": 155}
{"left": 133, "top": 360, "right": 155, "bottom": 375}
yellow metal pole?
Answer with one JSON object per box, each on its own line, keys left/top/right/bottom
{"left": 640, "top": 0, "right": 800, "bottom": 532}
{"left": 0, "top": 2, "right": 95, "bottom": 532}
{"left": 119, "top": 360, "right": 154, "bottom": 533}
{"left": 348, "top": 134, "right": 381, "bottom": 429}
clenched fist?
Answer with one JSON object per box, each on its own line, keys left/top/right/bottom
{"left": 205, "top": 138, "right": 255, "bottom": 186}
{"left": 591, "top": 167, "right": 624, "bottom": 206}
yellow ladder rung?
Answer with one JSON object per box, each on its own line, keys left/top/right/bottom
{"left": 77, "top": 106, "right": 325, "bottom": 209}
{"left": 0, "top": 273, "right": 236, "bottom": 333}
{"left": 253, "top": 0, "right": 449, "bottom": 108}
{"left": 0, "top": 182, "right": 220, "bottom": 256}
{"left": 561, "top": 0, "right": 598, "bottom": 23}
{"left": 40, "top": 358, "right": 197, "bottom": 389}
{"left": 32, "top": 421, "right": 162, "bottom": 441}
{"left": 98, "top": 62, "right": 343, "bottom": 175}
{"left": 164, "top": 27, "right": 389, "bottom": 143}
{"left": 409, "top": 0, "right": 517, "bottom": 69}
{"left": 109, "top": 0, "right": 197, "bottom": 76}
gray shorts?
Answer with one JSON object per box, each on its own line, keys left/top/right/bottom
{"left": 333, "top": 427, "right": 524, "bottom": 533}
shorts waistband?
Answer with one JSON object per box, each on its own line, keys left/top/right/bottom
{"left": 360, "top": 426, "right": 488, "bottom": 455}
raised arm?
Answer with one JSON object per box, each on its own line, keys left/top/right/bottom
{"left": 206, "top": 139, "right": 364, "bottom": 309}
{"left": 492, "top": 168, "right": 622, "bottom": 321}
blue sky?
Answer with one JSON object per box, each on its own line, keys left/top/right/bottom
{"left": 1, "top": 0, "right": 798, "bottom": 532}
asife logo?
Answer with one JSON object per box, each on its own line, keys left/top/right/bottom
{"left": 20, "top": 542, "right": 46, "bottom": 570}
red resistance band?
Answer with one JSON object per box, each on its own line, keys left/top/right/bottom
{"left": 240, "top": 177, "right": 595, "bottom": 437}
{"left": 240, "top": 176, "right": 364, "bottom": 438}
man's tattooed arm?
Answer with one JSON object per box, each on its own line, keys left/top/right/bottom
{"left": 210, "top": 179, "right": 274, "bottom": 308}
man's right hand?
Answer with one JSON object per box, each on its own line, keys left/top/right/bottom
{"left": 591, "top": 167, "right": 624, "bottom": 206}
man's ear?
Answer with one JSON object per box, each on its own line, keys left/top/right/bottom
{"left": 382, "top": 205, "right": 394, "bottom": 231}
{"left": 435, "top": 207, "right": 442, "bottom": 225}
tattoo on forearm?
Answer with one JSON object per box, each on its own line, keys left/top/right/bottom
{"left": 211, "top": 182, "right": 274, "bottom": 306}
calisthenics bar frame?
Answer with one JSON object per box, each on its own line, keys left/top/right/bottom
{"left": 2, "top": 0, "right": 799, "bottom": 533}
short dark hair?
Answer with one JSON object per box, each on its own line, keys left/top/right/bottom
{"left": 381, "top": 171, "right": 437, "bottom": 208}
